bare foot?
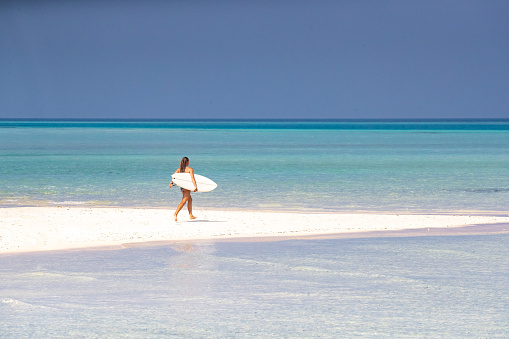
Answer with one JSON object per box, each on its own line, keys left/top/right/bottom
{"left": 190, "top": 215, "right": 197, "bottom": 220}
{"left": 174, "top": 213, "right": 178, "bottom": 222}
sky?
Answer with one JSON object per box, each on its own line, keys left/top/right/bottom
{"left": 1, "top": 0, "right": 508, "bottom": 120}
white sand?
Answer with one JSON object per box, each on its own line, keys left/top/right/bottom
{"left": 1, "top": 207, "right": 508, "bottom": 254}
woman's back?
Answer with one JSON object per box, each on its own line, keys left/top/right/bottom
{"left": 177, "top": 166, "right": 192, "bottom": 174}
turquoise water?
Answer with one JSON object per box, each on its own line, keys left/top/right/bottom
{"left": 1, "top": 119, "right": 508, "bottom": 212}
{"left": 1, "top": 234, "right": 508, "bottom": 337}
{"left": 1, "top": 120, "right": 508, "bottom": 337}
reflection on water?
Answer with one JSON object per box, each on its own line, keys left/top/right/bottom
{"left": 1, "top": 234, "right": 508, "bottom": 337}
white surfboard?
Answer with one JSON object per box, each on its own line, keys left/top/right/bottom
{"left": 171, "top": 173, "right": 217, "bottom": 192}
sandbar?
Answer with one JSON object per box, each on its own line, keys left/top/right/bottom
{"left": 1, "top": 207, "right": 508, "bottom": 254}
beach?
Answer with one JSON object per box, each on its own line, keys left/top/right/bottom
{"left": 1, "top": 207, "right": 508, "bottom": 254}
{"left": 1, "top": 120, "right": 508, "bottom": 337}
{"left": 2, "top": 0, "right": 509, "bottom": 332}
{"left": 2, "top": 219, "right": 508, "bottom": 337}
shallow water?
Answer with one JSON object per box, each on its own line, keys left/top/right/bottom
{"left": 1, "top": 120, "right": 508, "bottom": 336}
{"left": 1, "top": 119, "right": 508, "bottom": 212}
{"left": 1, "top": 234, "right": 507, "bottom": 337}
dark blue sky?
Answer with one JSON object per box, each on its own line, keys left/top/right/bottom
{"left": 1, "top": 0, "right": 508, "bottom": 119}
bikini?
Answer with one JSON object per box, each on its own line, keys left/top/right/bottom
{"left": 176, "top": 168, "right": 191, "bottom": 192}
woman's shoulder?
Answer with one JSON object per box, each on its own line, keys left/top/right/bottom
{"left": 185, "top": 167, "right": 193, "bottom": 173}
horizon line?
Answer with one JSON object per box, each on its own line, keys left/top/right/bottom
{"left": 2, "top": 118, "right": 508, "bottom": 122}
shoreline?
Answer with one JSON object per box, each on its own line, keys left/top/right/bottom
{"left": 2, "top": 204, "right": 508, "bottom": 216}
{"left": 122, "top": 222, "right": 509, "bottom": 248}
{"left": 1, "top": 207, "right": 509, "bottom": 255}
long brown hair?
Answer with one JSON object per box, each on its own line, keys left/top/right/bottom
{"left": 179, "top": 157, "right": 189, "bottom": 173}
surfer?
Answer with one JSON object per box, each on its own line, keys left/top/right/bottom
{"left": 169, "top": 157, "right": 198, "bottom": 221}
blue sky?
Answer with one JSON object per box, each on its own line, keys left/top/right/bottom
{"left": 1, "top": 0, "right": 508, "bottom": 119}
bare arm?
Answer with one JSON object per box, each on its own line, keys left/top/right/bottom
{"left": 189, "top": 168, "right": 198, "bottom": 192}
{"left": 169, "top": 168, "right": 179, "bottom": 188}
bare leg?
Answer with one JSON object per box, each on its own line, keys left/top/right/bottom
{"left": 174, "top": 190, "right": 196, "bottom": 221}
{"left": 187, "top": 195, "right": 196, "bottom": 219}
{"left": 174, "top": 190, "right": 189, "bottom": 221}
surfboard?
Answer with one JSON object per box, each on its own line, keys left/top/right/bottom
{"left": 171, "top": 173, "right": 217, "bottom": 192}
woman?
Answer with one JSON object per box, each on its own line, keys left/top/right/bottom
{"left": 169, "top": 157, "right": 198, "bottom": 221}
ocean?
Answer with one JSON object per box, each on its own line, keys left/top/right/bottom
{"left": 1, "top": 235, "right": 508, "bottom": 337}
{"left": 1, "top": 119, "right": 508, "bottom": 212}
{"left": 1, "top": 119, "right": 508, "bottom": 337}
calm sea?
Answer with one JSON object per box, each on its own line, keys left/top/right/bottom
{"left": 1, "top": 234, "right": 508, "bottom": 337}
{"left": 1, "top": 119, "right": 508, "bottom": 212}
{"left": 1, "top": 120, "right": 508, "bottom": 337}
